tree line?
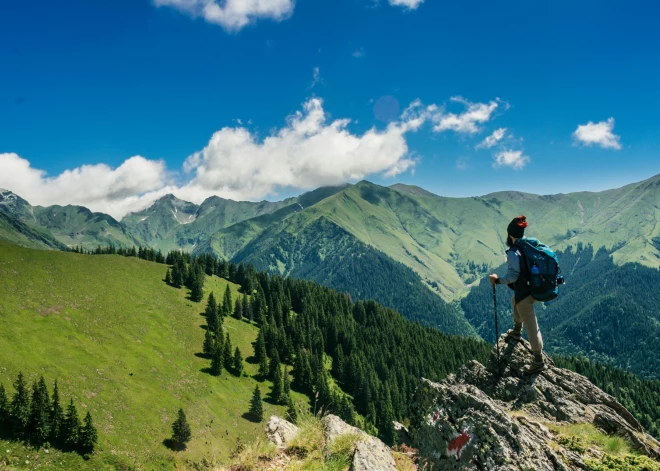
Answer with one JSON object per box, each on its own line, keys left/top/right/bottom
{"left": 162, "top": 251, "right": 491, "bottom": 445}
{"left": 0, "top": 372, "right": 98, "bottom": 457}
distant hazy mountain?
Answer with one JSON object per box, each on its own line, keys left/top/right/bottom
{"left": 0, "top": 189, "right": 141, "bottom": 250}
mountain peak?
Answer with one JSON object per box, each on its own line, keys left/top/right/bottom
{"left": 407, "top": 337, "right": 660, "bottom": 469}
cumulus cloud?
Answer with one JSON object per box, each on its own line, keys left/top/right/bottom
{"left": 153, "top": 0, "right": 295, "bottom": 32}
{"left": 176, "top": 98, "right": 432, "bottom": 202}
{"left": 389, "top": 0, "right": 424, "bottom": 9}
{"left": 433, "top": 96, "right": 499, "bottom": 134}
{"left": 476, "top": 128, "right": 507, "bottom": 149}
{"left": 493, "top": 150, "right": 529, "bottom": 170}
{"left": 1, "top": 98, "right": 437, "bottom": 219}
{"left": 572, "top": 117, "right": 621, "bottom": 150}
{"left": 0, "top": 153, "right": 171, "bottom": 219}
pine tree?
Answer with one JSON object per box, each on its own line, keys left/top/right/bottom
{"left": 10, "top": 372, "right": 30, "bottom": 438}
{"left": 255, "top": 329, "right": 267, "bottom": 365}
{"left": 27, "top": 376, "right": 51, "bottom": 444}
{"left": 222, "top": 285, "right": 232, "bottom": 317}
{"left": 268, "top": 351, "right": 281, "bottom": 380}
{"left": 286, "top": 395, "right": 298, "bottom": 424}
{"left": 0, "top": 383, "right": 8, "bottom": 432}
{"left": 234, "top": 297, "right": 243, "bottom": 320}
{"left": 62, "top": 399, "right": 81, "bottom": 450}
{"left": 78, "top": 411, "right": 98, "bottom": 455}
{"left": 165, "top": 268, "right": 172, "bottom": 285}
{"left": 205, "top": 292, "right": 218, "bottom": 324}
{"left": 271, "top": 365, "right": 283, "bottom": 404}
{"left": 223, "top": 333, "right": 233, "bottom": 370}
{"left": 190, "top": 264, "right": 205, "bottom": 302}
{"left": 283, "top": 367, "right": 291, "bottom": 398}
{"left": 210, "top": 342, "right": 223, "bottom": 376}
{"left": 249, "top": 386, "right": 263, "bottom": 422}
{"left": 233, "top": 347, "right": 244, "bottom": 376}
{"left": 376, "top": 386, "right": 395, "bottom": 446}
{"left": 242, "top": 294, "right": 252, "bottom": 321}
{"left": 203, "top": 330, "right": 214, "bottom": 357}
{"left": 170, "top": 409, "right": 192, "bottom": 451}
{"left": 50, "top": 380, "right": 64, "bottom": 444}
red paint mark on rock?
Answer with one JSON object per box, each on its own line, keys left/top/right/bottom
{"left": 447, "top": 430, "right": 471, "bottom": 459}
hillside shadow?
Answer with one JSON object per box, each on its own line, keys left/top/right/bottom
{"left": 162, "top": 438, "right": 187, "bottom": 451}
{"left": 245, "top": 355, "right": 258, "bottom": 365}
{"left": 194, "top": 352, "right": 209, "bottom": 359}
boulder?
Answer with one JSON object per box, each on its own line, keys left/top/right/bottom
{"left": 407, "top": 336, "right": 660, "bottom": 470}
{"left": 322, "top": 414, "right": 397, "bottom": 471}
{"left": 265, "top": 415, "right": 299, "bottom": 448}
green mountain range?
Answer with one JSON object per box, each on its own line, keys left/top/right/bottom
{"left": 2, "top": 175, "right": 660, "bottom": 338}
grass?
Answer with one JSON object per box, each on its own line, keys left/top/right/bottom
{"left": 226, "top": 412, "right": 417, "bottom": 471}
{"left": 547, "top": 423, "right": 631, "bottom": 456}
{"left": 0, "top": 241, "right": 309, "bottom": 470}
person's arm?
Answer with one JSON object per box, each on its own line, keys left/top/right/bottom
{"left": 490, "top": 250, "right": 520, "bottom": 285}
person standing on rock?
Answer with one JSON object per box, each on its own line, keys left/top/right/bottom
{"left": 489, "top": 215, "right": 545, "bottom": 375}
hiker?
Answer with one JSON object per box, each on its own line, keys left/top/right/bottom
{"left": 489, "top": 215, "right": 545, "bottom": 374}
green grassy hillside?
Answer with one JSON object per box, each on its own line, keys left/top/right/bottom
{"left": 0, "top": 241, "right": 307, "bottom": 469}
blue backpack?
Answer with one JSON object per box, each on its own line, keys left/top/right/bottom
{"left": 515, "top": 238, "right": 561, "bottom": 302}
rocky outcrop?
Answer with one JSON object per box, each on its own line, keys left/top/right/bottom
{"left": 265, "top": 414, "right": 396, "bottom": 471}
{"left": 265, "top": 416, "right": 300, "bottom": 448}
{"left": 407, "top": 336, "right": 660, "bottom": 470}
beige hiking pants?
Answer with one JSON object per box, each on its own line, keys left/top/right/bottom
{"left": 511, "top": 295, "right": 543, "bottom": 353}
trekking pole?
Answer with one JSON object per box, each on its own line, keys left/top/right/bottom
{"left": 492, "top": 284, "right": 500, "bottom": 364}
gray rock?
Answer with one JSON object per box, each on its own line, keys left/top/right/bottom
{"left": 351, "top": 439, "right": 397, "bottom": 471}
{"left": 265, "top": 415, "right": 299, "bottom": 448}
{"left": 322, "top": 414, "right": 396, "bottom": 471}
{"left": 408, "top": 336, "right": 660, "bottom": 470}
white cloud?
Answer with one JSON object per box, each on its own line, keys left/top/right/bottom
{"left": 433, "top": 96, "right": 499, "bottom": 134}
{"left": 388, "top": 0, "right": 424, "bottom": 9}
{"left": 476, "top": 127, "right": 507, "bottom": 149}
{"left": 493, "top": 150, "right": 530, "bottom": 170}
{"left": 455, "top": 156, "right": 469, "bottom": 170}
{"left": 176, "top": 98, "right": 431, "bottom": 202}
{"left": 352, "top": 48, "right": 366, "bottom": 58}
{"left": 572, "top": 117, "right": 621, "bottom": 150}
{"left": 0, "top": 153, "right": 172, "bottom": 219}
{"left": 1, "top": 98, "right": 435, "bottom": 219}
{"left": 153, "top": 0, "right": 295, "bottom": 32}
{"left": 311, "top": 67, "right": 321, "bottom": 88}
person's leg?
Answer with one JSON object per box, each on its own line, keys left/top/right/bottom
{"left": 517, "top": 296, "right": 545, "bottom": 374}
{"left": 506, "top": 295, "right": 524, "bottom": 341}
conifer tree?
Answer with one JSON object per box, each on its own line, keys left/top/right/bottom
{"left": 233, "top": 347, "right": 244, "bottom": 376}
{"left": 222, "top": 285, "right": 232, "bottom": 317}
{"left": 190, "top": 264, "right": 205, "bottom": 302}
{"left": 10, "top": 372, "right": 30, "bottom": 438}
{"left": 271, "top": 365, "right": 283, "bottom": 404}
{"left": 203, "top": 330, "right": 214, "bottom": 357}
{"left": 28, "top": 376, "right": 51, "bottom": 444}
{"left": 268, "top": 351, "right": 281, "bottom": 380}
{"left": 242, "top": 294, "right": 252, "bottom": 321}
{"left": 170, "top": 409, "right": 192, "bottom": 451}
{"left": 255, "top": 330, "right": 267, "bottom": 365}
{"left": 376, "top": 386, "right": 395, "bottom": 446}
{"left": 223, "top": 333, "right": 233, "bottom": 370}
{"left": 205, "top": 292, "right": 217, "bottom": 322}
{"left": 62, "top": 399, "right": 81, "bottom": 450}
{"left": 50, "top": 380, "right": 64, "bottom": 444}
{"left": 210, "top": 343, "right": 223, "bottom": 376}
{"left": 249, "top": 386, "right": 263, "bottom": 422}
{"left": 283, "top": 367, "right": 291, "bottom": 398}
{"left": 165, "top": 268, "right": 172, "bottom": 285}
{"left": 78, "top": 411, "right": 98, "bottom": 455}
{"left": 234, "top": 297, "right": 243, "bottom": 320}
{"left": 286, "top": 395, "right": 298, "bottom": 424}
{"left": 0, "top": 383, "right": 8, "bottom": 432}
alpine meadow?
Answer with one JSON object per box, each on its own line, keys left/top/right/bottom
{"left": 2, "top": 0, "right": 660, "bottom": 469}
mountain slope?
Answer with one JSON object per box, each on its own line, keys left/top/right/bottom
{"left": 233, "top": 215, "right": 476, "bottom": 335}
{"left": 0, "top": 211, "right": 66, "bottom": 251}
{"left": 0, "top": 240, "right": 305, "bottom": 469}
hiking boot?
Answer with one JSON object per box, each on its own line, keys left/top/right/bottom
{"left": 523, "top": 360, "right": 545, "bottom": 376}
{"left": 504, "top": 329, "right": 522, "bottom": 342}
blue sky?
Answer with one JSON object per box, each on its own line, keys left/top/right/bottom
{"left": 1, "top": 0, "right": 659, "bottom": 217}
